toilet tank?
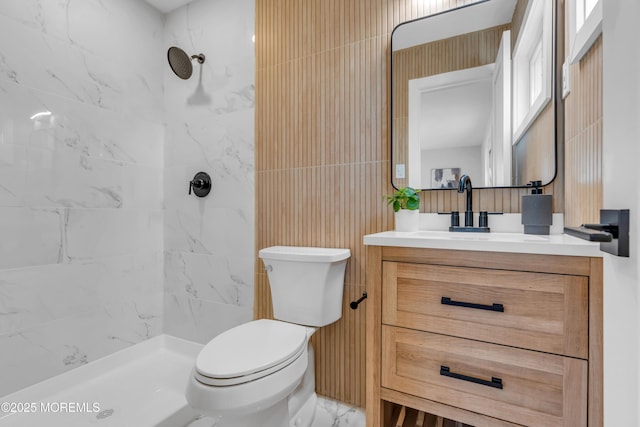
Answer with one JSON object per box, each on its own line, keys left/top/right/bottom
{"left": 258, "top": 246, "right": 350, "bottom": 327}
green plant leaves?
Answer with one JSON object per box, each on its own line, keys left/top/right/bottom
{"left": 406, "top": 198, "right": 419, "bottom": 210}
{"left": 384, "top": 187, "right": 420, "bottom": 212}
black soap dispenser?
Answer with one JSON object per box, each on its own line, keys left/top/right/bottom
{"left": 521, "top": 181, "right": 552, "bottom": 235}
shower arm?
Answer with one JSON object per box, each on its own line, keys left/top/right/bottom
{"left": 191, "top": 54, "right": 205, "bottom": 64}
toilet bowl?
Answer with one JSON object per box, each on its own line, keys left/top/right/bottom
{"left": 185, "top": 246, "right": 350, "bottom": 427}
{"left": 186, "top": 319, "right": 316, "bottom": 427}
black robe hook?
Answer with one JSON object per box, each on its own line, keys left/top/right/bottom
{"left": 350, "top": 292, "right": 368, "bottom": 310}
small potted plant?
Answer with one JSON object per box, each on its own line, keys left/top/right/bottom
{"left": 384, "top": 187, "right": 420, "bottom": 232}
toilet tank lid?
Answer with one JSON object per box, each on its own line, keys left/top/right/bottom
{"left": 259, "top": 246, "right": 350, "bottom": 262}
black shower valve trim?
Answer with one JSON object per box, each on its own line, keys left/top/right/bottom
{"left": 189, "top": 171, "right": 212, "bottom": 197}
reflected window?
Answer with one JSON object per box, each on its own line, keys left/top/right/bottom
{"left": 529, "top": 39, "right": 543, "bottom": 106}
{"left": 577, "top": 0, "right": 598, "bottom": 29}
{"left": 512, "top": 0, "right": 552, "bottom": 144}
{"left": 569, "top": 0, "right": 602, "bottom": 63}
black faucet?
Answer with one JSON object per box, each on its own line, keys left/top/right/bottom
{"left": 458, "top": 175, "right": 473, "bottom": 227}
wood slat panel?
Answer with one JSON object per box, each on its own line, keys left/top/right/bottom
{"left": 255, "top": 0, "right": 433, "bottom": 406}
{"left": 255, "top": 161, "right": 392, "bottom": 406}
{"left": 564, "top": 37, "right": 603, "bottom": 227}
{"left": 512, "top": 102, "right": 556, "bottom": 187}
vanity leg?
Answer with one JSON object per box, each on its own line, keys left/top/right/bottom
{"left": 366, "top": 246, "right": 383, "bottom": 427}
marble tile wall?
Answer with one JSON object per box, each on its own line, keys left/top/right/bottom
{"left": 162, "top": 0, "right": 255, "bottom": 343}
{"left": 0, "top": 0, "right": 165, "bottom": 396}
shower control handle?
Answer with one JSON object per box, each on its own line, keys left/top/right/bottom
{"left": 188, "top": 172, "right": 212, "bottom": 197}
{"left": 190, "top": 179, "right": 205, "bottom": 191}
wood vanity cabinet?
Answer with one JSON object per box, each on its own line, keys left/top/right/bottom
{"left": 365, "top": 246, "right": 603, "bottom": 427}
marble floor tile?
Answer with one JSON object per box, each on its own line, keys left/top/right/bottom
{"left": 311, "top": 396, "right": 366, "bottom": 427}
{"left": 183, "top": 395, "right": 365, "bottom": 427}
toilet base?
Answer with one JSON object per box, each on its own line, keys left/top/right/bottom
{"left": 211, "top": 399, "right": 289, "bottom": 427}
{"left": 288, "top": 345, "right": 317, "bottom": 427}
{"left": 290, "top": 391, "right": 317, "bottom": 427}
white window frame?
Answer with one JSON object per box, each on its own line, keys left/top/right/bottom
{"left": 511, "top": 0, "right": 553, "bottom": 144}
{"left": 568, "top": 0, "right": 603, "bottom": 64}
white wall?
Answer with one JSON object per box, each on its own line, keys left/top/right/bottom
{"left": 602, "top": 1, "right": 640, "bottom": 424}
{"left": 163, "top": 0, "right": 255, "bottom": 343}
{"left": 420, "top": 146, "right": 482, "bottom": 188}
{"left": 0, "top": 0, "right": 165, "bottom": 396}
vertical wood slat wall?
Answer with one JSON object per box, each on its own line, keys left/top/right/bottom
{"left": 254, "top": 0, "right": 599, "bottom": 407}
{"left": 564, "top": 37, "right": 603, "bottom": 227}
{"left": 255, "top": 0, "right": 481, "bottom": 407}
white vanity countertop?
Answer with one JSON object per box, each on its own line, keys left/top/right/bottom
{"left": 363, "top": 230, "right": 602, "bottom": 257}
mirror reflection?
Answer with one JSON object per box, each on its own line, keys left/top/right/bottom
{"left": 391, "top": 0, "right": 556, "bottom": 190}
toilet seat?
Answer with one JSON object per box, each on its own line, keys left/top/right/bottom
{"left": 195, "top": 319, "right": 309, "bottom": 387}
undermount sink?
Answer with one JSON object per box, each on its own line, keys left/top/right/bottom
{"left": 405, "top": 230, "right": 549, "bottom": 242}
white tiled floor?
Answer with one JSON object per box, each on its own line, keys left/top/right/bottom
{"left": 185, "top": 395, "right": 366, "bottom": 427}
{"left": 312, "top": 396, "right": 366, "bottom": 427}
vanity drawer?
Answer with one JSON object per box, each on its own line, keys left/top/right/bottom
{"left": 382, "top": 326, "right": 588, "bottom": 427}
{"left": 382, "top": 262, "right": 588, "bottom": 358}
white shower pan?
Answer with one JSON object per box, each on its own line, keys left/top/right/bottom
{"left": 0, "top": 335, "right": 202, "bottom": 427}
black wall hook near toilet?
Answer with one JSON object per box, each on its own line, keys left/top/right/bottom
{"left": 189, "top": 171, "right": 212, "bottom": 197}
{"left": 350, "top": 292, "right": 367, "bottom": 310}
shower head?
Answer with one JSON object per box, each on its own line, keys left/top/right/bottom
{"left": 167, "top": 46, "right": 205, "bottom": 80}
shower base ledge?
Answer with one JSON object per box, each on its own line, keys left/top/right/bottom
{"left": 0, "top": 334, "right": 203, "bottom": 427}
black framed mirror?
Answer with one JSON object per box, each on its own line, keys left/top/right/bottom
{"left": 390, "top": 0, "right": 558, "bottom": 191}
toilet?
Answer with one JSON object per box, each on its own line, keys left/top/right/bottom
{"left": 186, "top": 246, "right": 351, "bottom": 427}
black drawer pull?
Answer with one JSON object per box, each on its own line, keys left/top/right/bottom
{"left": 441, "top": 296, "right": 504, "bottom": 312}
{"left": 440, "top": 366, "right": 503, "bottom": 389}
